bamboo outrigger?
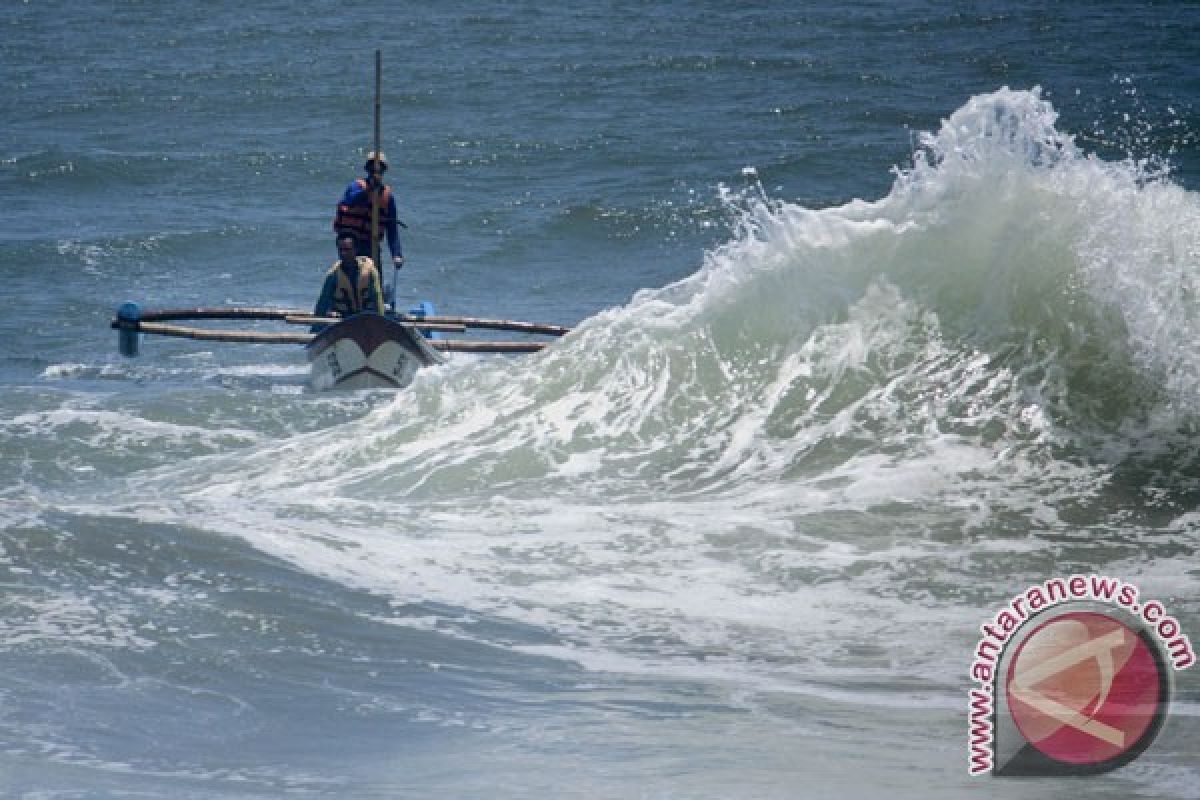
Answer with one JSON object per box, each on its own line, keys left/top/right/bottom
{"left": 111, "top": 303, "right": 569, "bottom": 389}
{"left": 111, "top": 52, "right": 570, "bottom": 389}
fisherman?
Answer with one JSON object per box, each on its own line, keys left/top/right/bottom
{"left": 312, "top": 232, "right": 386, "bottom": 326}
{"left": 332, "top": 151, "right": 404, "bottom": 271}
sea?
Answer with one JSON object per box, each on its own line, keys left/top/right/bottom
{"left": 2, "top": 1, "right": 1199, "bottom": 797}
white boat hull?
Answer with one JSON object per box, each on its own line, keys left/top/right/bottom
{"left": 306, "top": 313, "right": 443, "bottom": 390}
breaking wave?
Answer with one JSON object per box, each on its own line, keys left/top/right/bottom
{"left": 44, "top": 88, "right": 1200, "bottom": 686}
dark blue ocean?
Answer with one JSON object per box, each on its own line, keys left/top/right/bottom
{"left": 3, "top": 2, "right": 1200, "bottom": 797}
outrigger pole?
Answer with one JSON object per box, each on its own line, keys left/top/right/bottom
{"left": 113, "top": 306, "right": 570, "bottom": 335}
{"left": 111, "top": 320, "right": 550, "bottom": 353}
{"left": 111, "top": 304, "right": 570, "bottom": 356}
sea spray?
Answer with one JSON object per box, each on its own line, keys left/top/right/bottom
{"left": 7, "top": 2, "right": 1200, "bottom": 792}
{"left": 30, "top": 90, "right": 1186, "bottom": 694}
{"left": 79, "top": 90, "right": 1196, "bottom": 536}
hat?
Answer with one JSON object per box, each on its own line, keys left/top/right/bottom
{"left": 364, "top": 151, "right": 389, "bottom": 172}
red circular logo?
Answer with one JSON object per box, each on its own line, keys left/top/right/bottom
{"left": 1005, "top": 611, "right": 1165, "bottom": 767}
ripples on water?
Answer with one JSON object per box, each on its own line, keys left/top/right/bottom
{"left": 2, "top": 2, "right": 1198, "bottom": 797}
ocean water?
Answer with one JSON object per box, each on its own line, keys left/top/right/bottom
{"left": 2, "top": 1, "right": 1200, "bottom": 797}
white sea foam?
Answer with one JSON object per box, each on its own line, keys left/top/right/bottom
{"left": 0, "top": 408, "right": 262, "bottom": 450}
{"left": 58, "top": 89, "right": 1200, "bottom": 691}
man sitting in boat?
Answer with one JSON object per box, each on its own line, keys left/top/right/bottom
{"left": 332, "top": 151, "right": 405, "bottom": 270}
{"left": 311, "top": 232, "right": 386, "bottom": 329}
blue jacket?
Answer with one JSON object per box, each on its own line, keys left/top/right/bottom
{"left": 336, "top": 178, "right": 403, "bottom": 260}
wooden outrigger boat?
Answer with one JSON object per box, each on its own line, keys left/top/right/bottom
{"left": 111, "top": 302, "right": 568, "bottom": 391}
{"left": 111, "top": 53, "right": 571, "bottom": 390}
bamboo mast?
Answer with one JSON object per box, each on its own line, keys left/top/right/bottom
{"left": 370, "top": 49, "right": 383, "bottom": 277}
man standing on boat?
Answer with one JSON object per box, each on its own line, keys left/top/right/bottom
{"left": 312, "top": 232, "right": 386, "bottom": 327}
{"left": 333, "top": 151, "right": 404, "bottom": 272}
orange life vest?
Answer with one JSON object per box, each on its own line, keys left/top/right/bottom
{"left": 328, "top": 256, "right": 383, "bottom": 315}
{"left": 333, "top": 179, "right": 393, "bottom": 242}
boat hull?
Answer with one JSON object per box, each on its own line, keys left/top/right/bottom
{"left": 306, "top": 313, "right": 443, "bottom": 390}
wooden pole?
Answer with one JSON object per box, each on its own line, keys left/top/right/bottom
{"left": 113, "top": 320, "right": 551, "bottom": 353}
{"left": 111, "top": 307, "right": 571, "bottom": 335}
{"left": 284, "top": 315, "right": 467, "bottom": 333}
{"left": 370, "top": 49, "right": 382, "bottom": 273}
{"left": 120, "top": 321, "right": 314, "bottom": 345}
{"left": 399, "top": 315, "right": 571, "bottom": 336}
{"left": 119, "top": 307, "right": 310, "bottom": 323}
{"left": 431, "top": 340, "right": 549, "bottom": 353}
